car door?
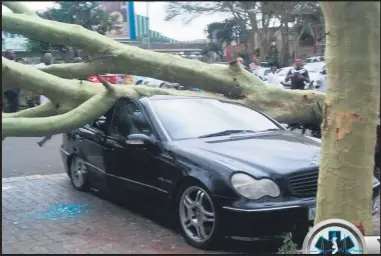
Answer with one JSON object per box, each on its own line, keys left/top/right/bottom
{"left": 75, "top": 112, "right": 112, "bottom": 192}
{"left": 103, "top": 98, "right": 163, "bottom": 197}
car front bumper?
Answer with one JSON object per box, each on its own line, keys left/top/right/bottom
{"left": 216, "top": 184, "right": 380, "bottom": 238}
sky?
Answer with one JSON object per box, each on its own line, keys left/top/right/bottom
{"left": 2, "top": 1, "right": 230, "bottom": 41}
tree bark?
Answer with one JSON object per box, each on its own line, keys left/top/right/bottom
{"left": 315, "top": 2, "right": 380, "bottom": 235}
{"left": 294, "top": 26, "right": 306, "bottom": 58}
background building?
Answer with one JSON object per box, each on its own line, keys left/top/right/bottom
{"left": 134, "top": 14, "right": 180, "bottom": 43}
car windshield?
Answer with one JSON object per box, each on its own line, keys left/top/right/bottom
{"left": 151, "top": 98, "right": 280, "bottom": 140}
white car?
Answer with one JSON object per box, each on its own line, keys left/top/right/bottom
{"left": 306, "top": 56, "right": 325, "bottom": 63}
{"left": 253, "top": 67, "right": 272, "bottom": 81}
{"left": 275, "top": 66, "right": 293, "bottom": 88}
{"left": 303, "top": 62, "right": 327, "bottom": 92}
{"left": 134, "top": 76, "right": 180, "bottom": 89}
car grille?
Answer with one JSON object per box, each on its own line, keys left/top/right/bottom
{"left": 288, "top": 170, "right": 319, "bottom": 197}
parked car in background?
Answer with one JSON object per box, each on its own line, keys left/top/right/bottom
{"left": 61, "top": 95, "right": 380, "bottom": 250}
{"left": 276, "top": 66, "right": 293, "bottom": 88}
{"left": 303, "top": 62, "right": 327, "bottom": 91}
{"left": 306, "top": 56, "right": 324, "bottom": 63}
{"left": 88, "top": 74, "right": 134, "bottom": 85}
{"left": 134, "top": 76, "right": 181, "bottom": 89}
{"left": 259, "top": 62, "right": 271, "bottom": 67}
{"left": 253, "top": 67, "right": 272, "bottom": 81}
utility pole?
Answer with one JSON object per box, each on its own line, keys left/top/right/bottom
{"left": 146, "top": 2, "right": 150, "bottom": 49}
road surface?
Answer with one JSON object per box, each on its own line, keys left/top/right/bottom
{"left": 2, "top": 136, "right": 64, "bottom": 178}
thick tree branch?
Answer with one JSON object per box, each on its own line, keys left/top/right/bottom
{"left": 2, "top": 87, "right": 118, "bottom": 137}
{"left": 2, "top": 13, "right": 120, "bottom": 54}
{"left": 2, "top": 101, "right": 58, "bottom": 118}
{"left": 2, "top": 4, "right": 325, "bottom": 129}
{"left": 2, "top": 2, "right": 38, "bottom": 16}
{"left": 2, "top": 57, "right": 99, "bottom": 104}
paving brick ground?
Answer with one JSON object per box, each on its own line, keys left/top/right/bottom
{"left": 2, "top": 174, "right": 380, "bottom": 254}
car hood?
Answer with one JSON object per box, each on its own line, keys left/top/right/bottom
{"left": 173, "top": 131, "right": 321, "bottom": 178}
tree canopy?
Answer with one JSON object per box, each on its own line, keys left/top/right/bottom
{"left": 26, "top": 1, "right": 117, "bottom": 58}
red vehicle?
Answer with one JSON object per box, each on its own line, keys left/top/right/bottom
{"left": 88, "top": 75, "right": 119, "bottom": 84}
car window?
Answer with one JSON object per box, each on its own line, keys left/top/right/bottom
{"left": 151, "top": 99, "right": 280, "bottom": 140}
{"left": 109, "top": 99, "right": 153, "bottom": 138}
{"left": 87, "top": 106, "right": 114, "bottom": 131}
{"left": 264, "top": 69, "right": 271, "bottom": 76}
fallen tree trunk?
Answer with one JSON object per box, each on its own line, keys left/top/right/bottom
{"left": 2, "top": 2, "right": 325, "bottom": 137}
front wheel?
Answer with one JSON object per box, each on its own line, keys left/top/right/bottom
{"left": 69, "top": 156, "right": 89, "bottom": 191}
{"left": 177, "top": 184, "right": 224, "bottom": 250}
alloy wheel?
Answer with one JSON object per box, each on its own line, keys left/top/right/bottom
{"left": 71, "top": 157, "right": 86, "bottom": 188}
{"left": 179, "top": 186, "right": 216, "bottom": 243}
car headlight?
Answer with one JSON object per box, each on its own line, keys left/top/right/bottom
{"left": 231, "top": 173, "right": 280, "bottom": 200}
{"left": 373, "top": 177, "right": 380, "bottom": 188}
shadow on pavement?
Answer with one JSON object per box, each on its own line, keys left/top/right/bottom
{"left": 105, "top": 194, "right": 285, "bottom": 254}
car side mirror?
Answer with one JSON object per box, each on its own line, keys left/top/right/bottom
{"left": 126, "top": 134, "right": 154, "bottom": 146}
{"left": 320, "top": 70, "right": 326, "bottom": 75}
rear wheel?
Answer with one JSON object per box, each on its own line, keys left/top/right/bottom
{"left": 69, "top": 156, "right": 89, "bottom": 191}
{"left": 177, "top": 183, "right": 224, "bottom": 249}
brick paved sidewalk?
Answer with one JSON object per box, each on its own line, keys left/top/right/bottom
{"left": 2, "top": 174, "right": 380, "bottom": 254}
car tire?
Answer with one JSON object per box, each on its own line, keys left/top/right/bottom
{"left": 176, "top": 182, "right": 224, "bottom": 250}
{"left": 69, "top": 155, "right": 89, "bottom": 191}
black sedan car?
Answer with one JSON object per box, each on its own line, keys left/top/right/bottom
{"left": 60, "top": 95, "right": 380, "bottom": 249}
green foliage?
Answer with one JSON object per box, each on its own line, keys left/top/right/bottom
{"left": 289, "top": 2, "right": 324, "bottom": 40}
{"left": 278, "top": 232, "right": 299, "bottom": 254}
{"left": 203, "top": 18, "right": 248, "bottom": 60}
{"left": 26, "top": 1, "right": 117, "bottom": 53}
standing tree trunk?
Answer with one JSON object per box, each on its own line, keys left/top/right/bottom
{"left": 294, "top": 26, "right": 306, "bottom": 58}
{"left": 279, "top": 19, "right": 289, "bottom": 67}
{"left": 315, "top": 2, "right": 380, "bottom": 235}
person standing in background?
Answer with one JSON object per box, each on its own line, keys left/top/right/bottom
{"left": 285, "top": 58, "right": 310, "bottom": 90}
{"left": 266, "top": 66, "right": 283, "bottom": 88}
{"left": 35, "top": 53, "right": 54, "bottom": 105}
{"left": 236, "top": 57, "right": 249, "bottom": 71}
{"left": 3, "top": 50, "right": 21, "bottom": 113}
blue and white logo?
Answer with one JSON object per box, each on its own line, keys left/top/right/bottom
{"left": 302, "top": 219, "right": 367, "bottom": 254}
